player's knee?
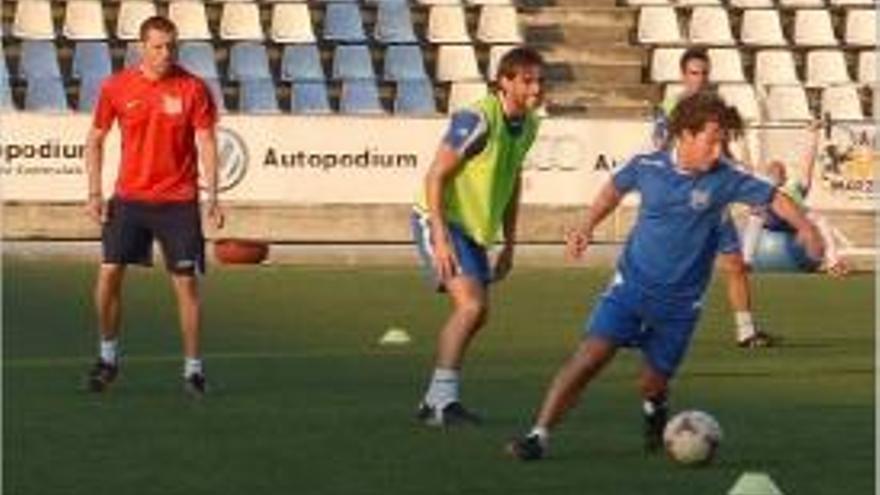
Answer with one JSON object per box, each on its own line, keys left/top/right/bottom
{"left": 455, "top": 297, "right": 488, "bottom": 325}
{"left": 720, "top": 253, "right": 747, "bottom": 276}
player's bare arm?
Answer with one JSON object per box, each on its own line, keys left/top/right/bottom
{"left": 768, "top": 191, "right": 824, "bottom": 260}
{"left": 84, "top": 127, "right": 109, "bottom": 224}
{"left": 567, "top": 180, "right": 624, "bottom": 260}
{"left": 494, "top": 176, "right": 522, "bottom": 281}
{"left": 196, "top": 127, "right": 224, "bottom": 230}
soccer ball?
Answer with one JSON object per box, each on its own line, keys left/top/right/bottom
{"left": 663, "top": 410, "right": 723, "bottom": 466}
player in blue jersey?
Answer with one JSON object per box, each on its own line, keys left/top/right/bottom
{"left": 656, "top": 47, "right": 774, "bottom": 348}
{"left": 507, "top": 91, "right": 824, "bottom": 461}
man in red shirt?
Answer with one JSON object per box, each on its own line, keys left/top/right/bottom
{"left": 83, "top": 16, "right": 224, "bottom": 397}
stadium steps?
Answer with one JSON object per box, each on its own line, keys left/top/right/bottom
{"left": 519, "top": 5, "right": 655, "bottom": 117}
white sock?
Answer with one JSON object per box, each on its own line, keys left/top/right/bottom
{"left": 424, "top": 368, "right": 459, "bottom": 409}
{"left": 184, "top": 358, "right": 203, "bottom": 378}
{"left": 529, "top": 426, "right": 549, "bottom": 446}
{"left": 99, "top": 338, "right": 118, "bottom": 365}
{"left": 735, "top": 311, "right": 756, "bottom": 341}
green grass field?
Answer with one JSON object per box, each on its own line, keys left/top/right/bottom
{"left": 3, "top": 256, "right": 875, "bottom": 495}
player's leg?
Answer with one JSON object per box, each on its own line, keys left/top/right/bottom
{"left": 508, "top": 279, "right": 638, "bottom": 460}
{"left": 412, "top": 214, "right": 492, "bottom": 424}
{"left": 638, "top": 297, "right": 699, "bottom": 453}
{"left": 151, "top": 201, "right": 208, "bottom": 396}
{"left": 807, "top": 211, "right": 849, "bottom": 276}
{"left": 87, "top": 198, "right": 152, "bottom": 392}
{"left": 717, "top": 215, "right": 773, "bottom": 348}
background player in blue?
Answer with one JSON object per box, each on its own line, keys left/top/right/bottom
{"left": 411, "top": 47, "right": 544, "bottom": 426}
{"left": 656, "top": 47, "right": 774, "bottom": 348}
{"left": 507, "top": 91, "right": 824, "bottom": 461}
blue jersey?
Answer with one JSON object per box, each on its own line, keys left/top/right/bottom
{"left": 613, "top": 150, "right": 775, "bottom": 301}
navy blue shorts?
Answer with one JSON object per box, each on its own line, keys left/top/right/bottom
{"left": 102, "top": 197, "right": 205, "bottom": 275}
{"left": 586, "top": 273, "right": 701, "bottom": 377}
{"left": 411, "top": 212, "right": 491, "bottom": 289}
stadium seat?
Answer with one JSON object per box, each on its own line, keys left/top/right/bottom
{"left": 332, "top": 45, "right": 376, "bottom": 80}
{"left": 805, "top": 50, "right": 851, "bottom": 87}
{"left": 323, "top": 3, "right": 367, "bottom": 43}
{"left": 220, "top": 2, "right": 265, "bottom": 40}
{"left": 427, "top": 5, "right": 471, "bottom": 43}
{"left": 435, "top": 45, "right": 482, "bottom": 82}
{"left": 447, "top": 81, "right": 488, "bottom": 112}
{"left": 72, "top": 41, "right": 112, "bottom": 81}
{"left": 168, "top": 1, "right": 212, "bottom": 40}
{"left": 650, "top": 47, "right": 686, "bottom": 83}
{"left": 63, "top": 0, "right": 108, "bottom": 40}
{"left": 124, "top": 42, "right": 141, "bottom": 67}
{"left": 77, "top": 77, "right": 104, "bottom": 112}
{"left": 718, "top": 83, "right": 760, "bottom": 121}
{"left": 290, "top": 81, "right": 332, "bottom": 114}
{"left": 676, "top": 0, "right": 722, "bottom": 5}
{"left": 830, "top": 0, "right": 873, "bottom": 6}
{"left": 754, "top": 49, "right": 800, "bottom": 86}
{"left": 13, "top": 0, "right": 55, "bottom": 40}
{"left": 270, "top": 3, "right": 316, "bottom": 43}
{"left": 281, "top": 44, "right": 326, "bottom": 82}
{"left": 729, "top": 0, "right": 774, "bottom": 7}
{"left": 228, "top": 42, "right": 272, "bottom": 81}
{"left": 764, "top": 85, "right": 812, "bottom": 121}
{"left": 18, "top": 41, "right": 62, "bottom": 80}
{"left": 418, "top": 0, "right": 464, "bottom": 5}
{"left": 739, "top": 9, "right": 787, "bottom": 47}
{"left": 708, "top": 48, "right": 745, "bottom": 82}
{"left": 821, "top": 85, "right": 865, "bottom": 120}
{"left": 844, "top": 10, "right": 876, "bottom": 47}
{"left": 477, "top": 6, "right": 523, "bottom": 44}
{"left": 793, "top": 10, "right": 838, "bottom": 46}
{"left": 383, "top": 45, "right": 429, "bottom": 81}
{"left": 116, "top": 1, "right": 157, "bottom": 40}
{"left": 486, "top": 44, "right": 516, "bottom": 81}
{"left": 374, "top": 2, "right": 418, "bottom": 44}
{"left": 779, "top": 0, "right": 825, "bottom": 7}
{"left": 238, "top": 79, "right": 280, "bottom": 114}
{"left": 25, "top": 78, "right": 69, "bottom": 112}
{"left": 340, "top": 80, "right": 385, "bottom": 114}
{"left": 394, "top": 80, "right": 437, "bottom": 114}
{"left": 0, "top": 82, "right": 14, "bottom": 112}
{"left": 624, "top": 0, "right": 672, "bottom": 5}
{"left": 179, "top": 41, "right": 220, "bottom": 80}
{"left": 637, "top": 7, "right": 683, "bottom": 45}
{"left": 204, "top": 78, "right": 227, "bottom": 113}
{"left": 857, "top": 50, "right": 876, "bottom": 86}
{"left": 466, "top": 0, "right": 515, "bottom": 4}
{"left": 688, "top": 7, "right": 735, "bottom": 46}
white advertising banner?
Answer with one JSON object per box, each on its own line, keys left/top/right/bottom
{"left": 0, "top": 113, "right": 874, "bottom": 209}
{"left": 0, "top": 114, "right": 651, "bottom": 205}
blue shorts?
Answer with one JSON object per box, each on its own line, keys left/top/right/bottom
{"left": 586, "top": 274, "right": 701, "bottom": 377}
{"left": 411, "top": 212, "right": 491, "bottom": 289}
{"left": 717, "top": 212, "right": 741, "bottom": 255}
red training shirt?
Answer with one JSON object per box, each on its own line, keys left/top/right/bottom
{"left": 93, "top": 65, "right": 217, "bottom": 202}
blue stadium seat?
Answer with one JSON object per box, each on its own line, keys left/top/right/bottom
{"left": 25, "top": 78, "right": 69, "bottom": 112}
{"left": 394, "top": 80, "right": 436, "bottom": 115}
{"left": 77, "top": 77, "right": 103, "bottom": 112}
{"left": 323, "top": 3, "right": 366, "bottom": 43}
{"left": 332, "top": 45, "right": 375, "bottom": 80}
{"left": 72, "top": 41, "right": 112, "bottom": 81}
{"left": 0, "top": 82, "right": 13, "bottom": 111}
{"left": 124, "top": 42, "right": 141, "bottom": 67}
{"left": 374, "top": 2, "right": 417, "bottom": 44}
{"left": 204, "top": 78, "right": 227, "bottom": 113}
{"left": 383, "top": 45, "right": 428, "bottom": 81}
{"left": 228, "top": 42, "right": 272, "bottom": 81}
{"left": 179, "top": 41, "right": 219, "bottom": 80}
{"left": 280, "top": 44, "right": 325, "bottom": 82}
{"left": 340, "top": 79, "right": 384, "bottom": 114}
{"left": 290, "top": 81, "right": 332, "bottom": 114}
{"left": 19, "top": 41, "right": 62, "bottom": 80}
{"left": 238, "top": 78, "right": 280, "bottom": 114}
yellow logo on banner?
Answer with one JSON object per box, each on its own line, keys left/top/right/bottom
{"left": 820, "top": 125, "right": 877, "bottom": 197}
